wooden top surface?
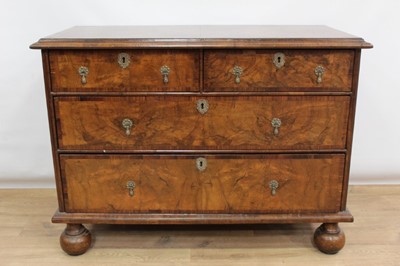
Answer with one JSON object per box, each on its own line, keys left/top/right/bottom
{"left": 30, "top": 25, "right": 372, "bottom": 49}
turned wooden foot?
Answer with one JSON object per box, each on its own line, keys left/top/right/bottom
{"left": 314, "top": 223, "right": 345, "bottom": 254}
{"left": 60, "top": 224, "right": 92, "bottom": 255}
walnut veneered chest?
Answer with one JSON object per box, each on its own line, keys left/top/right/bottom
{"left": 31, "top": 26, "right": 372, "bottom": 255}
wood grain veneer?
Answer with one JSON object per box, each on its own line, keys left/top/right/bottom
{"left": 50, "top": 50, "right": 200, "bottom": 92}
{"left": 61, "top": 154, "right": 344, "bottom": 213}
{"left": 55, "top": 96, "right": 350, "bottom": 151}
{"left": 204, "top": 50, "right": 354, "bottom": 91}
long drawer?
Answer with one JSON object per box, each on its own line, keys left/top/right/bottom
{"left": 55, "top": 96, "right": 350, "bottom": 151}
{"left": 61, "top": 154, "right": 345, "bottom": 213}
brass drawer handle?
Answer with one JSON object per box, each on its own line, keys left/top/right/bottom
{"left": 232, "top": 65, "right": 243, "bottom": 84}
{"left": 160, "top": 65, "right": 170, "bottom": 84}
{"left": 121, "top": 118, "right": 134, "bottom": 136}
{"left": 269, "top": 180, "right": 279, "bottom": 196}
{"left": 196, "top": 157, "right": 207, "bottom": 172}
{"left": 271, "top": 118, "right": 282, "bottom": 136}
{"left": 315, "top": 66, "right": 325, "bottom": 84}
{"left": 118, "top": 53, "right": 130, "bottom": 68}
{"left": 126, "top": 180, "right": 136, "bottom": 197}
{"left": 196, "top": 99, "right": 209, "bottom": 114}
{"left": 78, "top": 66, "right": 89, "bottom": 85}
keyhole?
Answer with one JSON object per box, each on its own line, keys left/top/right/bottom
{"left": 201, "top": 103, "right": 204, "bottom": 110}
{"left": 277, "top": 57, "right": 281, "bottom": 63}
{"left": 122, "top": 57, "right": 126, "bottom": 63}
{"left": 199, "top": 161, "right": 203, "bottom": 167}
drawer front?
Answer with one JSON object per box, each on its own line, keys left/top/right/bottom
{"left": 49, "top": 50, "right": 200, "bottom": 92}
{"left": 204, "top": 50, "right": 354, "bottom": 91}
{"left": 61, "top": 154, "right": 344, "bottom": 213}
{"left": 55, "top": 96, "right": 350, "bottom": 150}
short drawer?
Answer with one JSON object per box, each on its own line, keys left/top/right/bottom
{"left": 55, "top": 96, "right": 350, "bottom": 151}
{"left": 61, "top": 154, "right": 344, "bottom": 213}
{"left": 49, "top": 50, "right": 200, "bottom": 92}
{"left": 204, "top": 50, "right": 354, "bottom": 91}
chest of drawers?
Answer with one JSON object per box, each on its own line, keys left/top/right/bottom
{"left": 31, "top": 26, "right": 372, "bottom": 255}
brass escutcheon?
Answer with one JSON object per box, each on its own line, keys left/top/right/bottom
{"left": 269, "top": 180, "right": 279, "bottom": 196}
{"left": 196, "top": 157, "right": 207, "bottom": 172}
{"left": 126, "top": 180, "right": 136, "bottom": 197}
{"left": 118, "top": 53, "right": 130, "bottom": 68}
{"left": 78, "top": 66, "right": 89, "bottom": 84}
{"left": 196, "top": 99, "right": 209, "bottom": 115}
{"left": 273, "top": 52, "right": 285, "bottom": 68}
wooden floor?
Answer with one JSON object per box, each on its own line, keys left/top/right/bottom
{"left": 0, "top": 186, "right": 399, "bottom": 266}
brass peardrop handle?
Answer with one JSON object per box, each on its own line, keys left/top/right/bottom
{"left": 232, "top": 65, "right": 243, "bottom": 84}
{"left": 121, "top": 118, "right": 134, "bottom": 136}
{"left": 126, "top": 180, "right": 136, "bottom": 197}
{"left": 269, "top": 180, "right": 279, "bottom": 196}
{"left": 271, "top": 118, "right": 282, "bottom": 136}
{"left": 78, "top": 66, "right": 89, "bottom": 84}
{"left": 160, "top": 65, "right": 170, "bottom": 84}
{"left": 315, "top": 66, "right": 325, "bottom": 84}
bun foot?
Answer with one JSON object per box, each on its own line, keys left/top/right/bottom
{"left": 314, "top": 223, "right": 345, "bottom": 254}
{"left": 60, "top": 224, "right": 91, "bottom": 255}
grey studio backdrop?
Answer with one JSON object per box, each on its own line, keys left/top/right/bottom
{"left": 0, "top": 0, "right": 399, "bottom": 188}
